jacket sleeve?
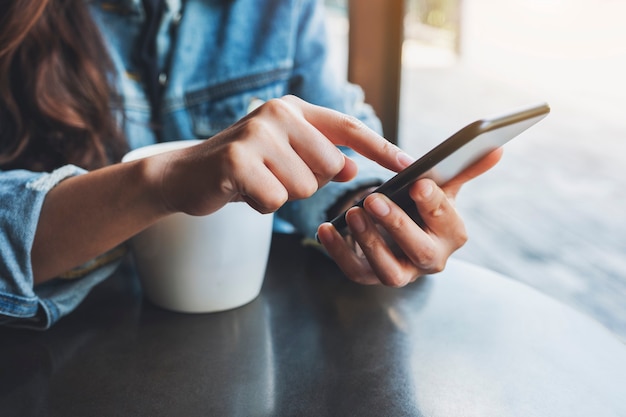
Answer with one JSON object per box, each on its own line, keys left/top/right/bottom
{"left": 0, "top": 166, "right": 124, "bottom": 329}
{"left": 277, "top": 0, "right": 394, "bottom": 238}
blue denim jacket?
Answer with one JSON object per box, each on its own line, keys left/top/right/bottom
{"left": 0, "top": 0, "right": 392, "bottom": 328}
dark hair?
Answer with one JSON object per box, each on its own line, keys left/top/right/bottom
{"left": 0, "top": 0, "right": 127, "bottom": 172}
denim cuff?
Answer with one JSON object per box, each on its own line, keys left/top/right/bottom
{"left": 0, "top": 165, "right": 117, "bottom": 329}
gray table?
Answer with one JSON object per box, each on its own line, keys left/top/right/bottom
{"left": 1, "top": 234, "right": 625, "bottom": 416}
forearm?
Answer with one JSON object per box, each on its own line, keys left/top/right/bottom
{"left": 31, "top": 158, "right": 169, "bottom": 284}
{"left": 31, "top": 96, "right": 408, "bottom": 284}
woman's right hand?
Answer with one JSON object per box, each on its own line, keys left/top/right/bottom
{"left": 150, "top": 95, "right": 413, "bottom": 217}
{"left": 32, "top": 95, "right": 410, "bottom": 283}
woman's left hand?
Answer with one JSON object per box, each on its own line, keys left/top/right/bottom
{"left": 317, "top": 148, "right": 503, "bottom": 286}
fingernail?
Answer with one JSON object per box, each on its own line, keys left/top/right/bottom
{"left": 368, "top": 195, "right": 390, "bottom": 217}
{"left": 421, "top": 181, "right": 434, "bottom": 198}
{"left": 346, "top": 209, "right": 366, "bottom": 233}
{"left": 397, "top": 152, "right": 415, "bottom": 168}
{"left": 317, "top": 224, "right": 334, "bottom": 244}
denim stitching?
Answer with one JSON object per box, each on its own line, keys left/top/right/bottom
{"left": 0, "top": 292, "right": 38, "bottom": 317}
{"left": 185, "top": 67, "right": 291, "bottom": 106}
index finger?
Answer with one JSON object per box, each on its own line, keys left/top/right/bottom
{"left": 282, "top": 95, "right": 413, "bottom": 173}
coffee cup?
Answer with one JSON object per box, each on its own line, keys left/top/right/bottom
{"left": 122, "top": 140, "right": 274, "bottom": 313}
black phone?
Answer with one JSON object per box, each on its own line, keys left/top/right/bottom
{"left": 327, "top": 102, "right": 551, "bottom": 237}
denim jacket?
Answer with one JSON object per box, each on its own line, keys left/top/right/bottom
{"left": 0, "top": 0, "right": 392, "bottom": 328}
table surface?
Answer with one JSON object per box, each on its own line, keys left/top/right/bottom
{"left": 1, "top": 234, "right": 626, "bottom": 417}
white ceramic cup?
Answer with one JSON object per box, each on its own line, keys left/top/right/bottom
{"left": 122, "top": 140, "right": 274, "bottom": 313}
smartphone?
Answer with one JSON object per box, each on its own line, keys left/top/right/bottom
{"left": 327, "top": 102, "right": 551, "bottom": 237}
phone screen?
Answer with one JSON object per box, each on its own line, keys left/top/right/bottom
{"left": 327, "top": 102, "right": 550, "bottom": 237}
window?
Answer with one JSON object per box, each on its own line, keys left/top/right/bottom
{"left": 327, "top": 0, "right": 626, "bottom": 339}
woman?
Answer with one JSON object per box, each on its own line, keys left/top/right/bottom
{"left": 0, "top": 0, "right": 500, "bottom": 328}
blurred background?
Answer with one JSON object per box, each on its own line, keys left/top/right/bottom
{"left": 324, "top": 0, "right": 626, "bottom": 340}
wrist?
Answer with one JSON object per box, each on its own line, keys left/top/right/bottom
{"left": 136, "top": 154, "right": 176, "bottom": 217}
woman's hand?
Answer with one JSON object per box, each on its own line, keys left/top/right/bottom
{"left": 147, "top": 95, "right": 412, "bottom": 216}
{"left": 33, "top": 95, "right": 410, "bottom": 283}
{"left": 317, "top": 149, "right": 503, "bottom": 286}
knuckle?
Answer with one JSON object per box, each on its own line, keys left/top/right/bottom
{"left": 322, "top": 149, "right": 346, "bottom": 177}
{"left": 243, "top": 117, "right": 273, "bottom": 139}
{"left": 253, "top": 205, "right": 275, "bottom": 215}
{"left": 263, "top": 97, "right": 294, "bottom": 119}
{"left": 424, "top": 200, "right": 449, "bottom": 218}
{"left": 319, "top": 163, "right": 343, "bottom": 184}
{"left": 353, "top": 233, "right": 385, "bottom": 259}
{"left": 454, "top": 227, "right": 469, "bottom": 248}
{"left": 379, "top": 138, "right": 397, "bottom": 157}
{"left": 262, "top": 188, "right": 289, "bottom": 212}
{"left": 356, "top": 234, "right": 379, "bottom": 252}
{"left": 414, "top": 244, "right": 439, "bottom": 270}
{"left": 304, "top": 176, "right": 320, "bottom": 196}
{"left": 384, "top": 211, "right": 410, "bottom": 233}
{"left": 280, "top": 94, "right": 300, "bottom": 104}
{"left": 339, "top": 113, "right": 366, "bottom": 133}
{"left": 429, "top": 258, "right": 447, "bottom": 274}
{"left": 380, "top": 268, "right": 409, "bottom": 288}
{"left": 429, "top": 203, "right": 447, "bottom": 218}
{"left": 221, "top": 141, "right": 248, "bottom": 172}
{"left": 290, "top": 176, "right": 318, "bottom": 200}
{"left": 242, "top": 181, "right": 288, "bottom": 214}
